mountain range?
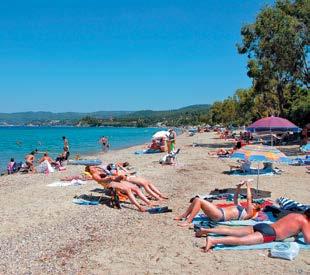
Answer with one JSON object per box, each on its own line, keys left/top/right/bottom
{"left": 0, "top": 104, "right": 211, "bottom": 125}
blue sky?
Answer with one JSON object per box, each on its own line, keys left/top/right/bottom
{"left": 0, "top": 0, "right": 274, "bottom": 112}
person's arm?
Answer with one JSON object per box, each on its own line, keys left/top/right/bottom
{"left": 233, "top": 181, "right": 244, "bottom": 205}
{"left": 245, "top": 180, "right": 253, "bottom": 205}
{"left": 91, "top": 173, "right": 115, "bottom": 184}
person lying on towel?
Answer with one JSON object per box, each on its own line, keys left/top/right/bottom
{"left": 175, "top": 180, "right": 261, "bottom": 227}
{"left": 86, "top": 166, "right": 160, "bottom": 212}
{"left": 199, "top": 209, "right": 310, "bottom": 252}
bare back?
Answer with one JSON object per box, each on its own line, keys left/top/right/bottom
{"left": 26, "top": 155, "right": 34, "bottom": 163}
{"left": 272, "top": 213, "right": 310, "bottom": 242}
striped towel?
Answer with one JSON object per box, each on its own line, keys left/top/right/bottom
{"left": 276, "top": 197, "right": 309, "bottom": 211}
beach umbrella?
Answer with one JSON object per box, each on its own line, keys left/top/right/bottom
{"left": 152, "top": 131, "right": 169, "bottom": 139}
{"left": 246, "top": 116, "right": 301, "bottom": 146}
{"left": 247, "top": 116, "right": 301, "bottom": 133}
{"left": 230, "top": 145, "right": 291, "bottom": 192}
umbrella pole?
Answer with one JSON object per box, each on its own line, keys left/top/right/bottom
{"left": 256, "top": 163, "right": 260, "bottom": 194}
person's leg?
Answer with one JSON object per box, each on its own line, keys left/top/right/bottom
{"left": 204, "top": 231, "right": 264, "bottom": 252}
{"left": 129, "top": 184, "right": 160, "bottom": 207}
{"left": 129, "top": 177, "right": 168, "bottom": 199}
{"left": 109, "top": 182, "right": 146, "bottom": 212}
{"left": 178, "top": 198, "right": 223, "bottom": 227}
{"left": 127, "top": 177, "right": 161, "bottom": 200}
{"left": 174, "top": 198, "right": 198, "bottom": 221}
{"left": 196, "top": 225, "right": 253, "bottom": 238}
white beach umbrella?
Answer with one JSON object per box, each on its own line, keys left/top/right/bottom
{"left": 152, "top": 131, "right": 169, "bottom": 139}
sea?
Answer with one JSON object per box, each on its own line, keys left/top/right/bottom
{"left": 0, "top": 126, "right": 162, "bottom": 172}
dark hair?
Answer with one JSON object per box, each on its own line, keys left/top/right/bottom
{"left": 44, "top": 153, "right": 48, "bottom": 156}
{"left": 305, "top": 208, "right": 310, "bottom": 219}
{"left": 85, "top": 166, "right": 90, "bottom": 173}
{"left": 10, "top": 158, "right": 14, "bottom": 162}
{"left": 62, "top": 136, "right": 66, "bottom": 140}
{"left": 30, "top": 151, "right": 35, "bottom": 155}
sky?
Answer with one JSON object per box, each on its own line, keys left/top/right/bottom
{"left": 0, "top": 0, "right": 274, "bottom": 113}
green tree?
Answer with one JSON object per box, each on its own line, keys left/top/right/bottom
{"left": 237, "top": 0, "right": 309, "bottom": 117}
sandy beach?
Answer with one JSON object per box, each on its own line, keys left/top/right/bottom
{"left": 0, "top": 131, "right": 309, "bottom": 274}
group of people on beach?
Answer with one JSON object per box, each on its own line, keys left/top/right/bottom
{"left": 174, "top": 179, "right": 310, "bottom": 251}
{"left": 5, "top": 127, "right": 310, "bottom": 253}
{"left": 6, "top": 136, "right": 70, "bottom": 175}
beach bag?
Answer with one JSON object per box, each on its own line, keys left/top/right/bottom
{"left": 37, "top": 160, "right": 55, "bottom": 173}
{"left": 270, "top": 242, "right": 300, "bottom": 261}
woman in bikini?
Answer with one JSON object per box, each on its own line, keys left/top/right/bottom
{"left": 175, "top": 180, "right": 261, "bottom": 227}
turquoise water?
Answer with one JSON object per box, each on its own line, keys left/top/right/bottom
{"left": 0, "top": 127, "right": 161, "bottom": 171}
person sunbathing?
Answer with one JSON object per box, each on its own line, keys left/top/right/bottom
{"left": 208, "top": 148, "right": 234, "bottom": 156}
{"left": 175, "top": 180, "right": 260, "bottom": 227}
{"left": 208, "top": 141, "right": 242, "bottom": 156}
{"left": 86, "top": 166, "right": 159, "bottom": 212}
{"left": 107, "top": 163, "right": 168, "bottom": 201}
{"left": 199, "top": 209, "right": 310, "bottom": 252}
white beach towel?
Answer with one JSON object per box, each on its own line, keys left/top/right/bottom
{"left": 47, "top": 179, "right": 87, "bottom": 187}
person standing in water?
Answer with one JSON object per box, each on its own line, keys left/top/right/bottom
{"left": 99, "top": 136, "right": 109, "bottom": 152}
{"left": 62, "top": 136, "right": 70, "bottom": 160}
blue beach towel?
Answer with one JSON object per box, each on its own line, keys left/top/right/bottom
{"left": 276, "top": 197, "right": 310, "bottom": 212}
{"left": 230, "top": 169, "right": 276, "bottom": 176}
{"left": 135, "top": 149, "right": 162, "bottom": 155}
{"left": 213, "top": 237, "right": 310, "bottom": 251}
{"left": 68, "top": 159, "right": 102, "bottom": 166}
{"left": 72, "top": 198, "right": 100, "bottom": 205}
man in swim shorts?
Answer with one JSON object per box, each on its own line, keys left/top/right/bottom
{"left": 200, "top": 209, "right": 310, "bottom": 252}
{"left": 25, "top": 151, "right": 36, "bottom": 173}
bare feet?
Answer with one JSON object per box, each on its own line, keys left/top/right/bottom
{"left": 177, "top": 221, "right": 193, "bottom": 228}
{"left": 174, "top": 215, "right": 185, "bottom": 221}
{"left": 138, "top": 206, "right": 147, "bottom": 212}
{"left": 160, "top": 194, "right": 169, "bottom": 200}
{"left": 195, "top": 229, "right": 207, "bottom": 238}
{"left": 203, "top": 237, "right": 214, "bottom": 252}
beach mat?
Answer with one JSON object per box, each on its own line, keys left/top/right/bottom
{"left": 68, "top": 159, "right": 102, "bottom": 166}
{"left": 229, "top": 170, "right": 276, "bottom": 176}
{"left": 135, "top": 149, "right": 162, "bottom": 155}
{"left": 213, "top": 237, "right": 310, "bottom": 251}
{"left": 72, "top": 198, "right": 100, "bottom": 205}
{"left": 209, "top": 188, "right": 271, "bottom": 199}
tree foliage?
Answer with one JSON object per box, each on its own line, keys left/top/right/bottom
{"left": 209, "top": 0, "right": 309, "bottom": 127}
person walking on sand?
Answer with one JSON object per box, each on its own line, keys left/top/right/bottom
{"left": 99, "top": 136, "right": 109, "bottom": 152}
{"left": 200, "top": 209, "right": 310, "bottom": 252}
{"left": 175, "top": 180, "right": 261, "bottom": 227}
{"left": 86, "top": 166, "right": 160, "bottom": 212}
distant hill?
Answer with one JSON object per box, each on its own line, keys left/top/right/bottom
{"left": 0, "top": 105, "right": 211, "bottom": 126}
{"left": 124, "top": 104, "right": 211, "bottom": 119}
{"left": 0, "top": 111, "right": 132, "bottom": 124}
